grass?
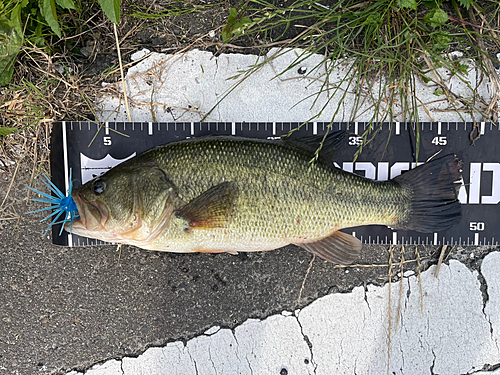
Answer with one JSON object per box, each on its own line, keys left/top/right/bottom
{"left": 218, "top": 0, "right": 500, "bottom": 159}
{"left": 125, "top": 0, "right": 217, "bottom": 19}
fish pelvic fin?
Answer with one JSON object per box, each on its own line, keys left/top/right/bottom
{"left": 297, "top": 231, "right": 362, "bottom": 265}
{"left": 175, "top": 182, "right": 239, "bottom": 230}
{"left": 393, "top": 154, "right": 462, "bottom": 232}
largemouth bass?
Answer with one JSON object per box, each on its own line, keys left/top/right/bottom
{"left": 67, "top": 133, "right": 462, "bottom": 264}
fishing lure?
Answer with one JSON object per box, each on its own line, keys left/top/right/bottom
{"left": 27, "top": 170, "right": 79, "bottom": 236}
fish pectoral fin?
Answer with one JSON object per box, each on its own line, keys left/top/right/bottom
{"left": 175, "top": 182, "right": 239, "bottom": 230}
{"left": 297, "top": 231, "right": 362, "bottom": 265}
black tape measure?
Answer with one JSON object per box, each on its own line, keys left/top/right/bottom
{"left": 50, "top": 121, "right": 500, "bottom": 247}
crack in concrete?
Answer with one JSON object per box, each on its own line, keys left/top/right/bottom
{"left": 229, "top": 329, "right": 246, "bottom": 373}
{"left": 476, "top": 269, "right": 498, "bottom": 351}
{"left": 207, "top": 347, "right": 217, "bottom": 374}
{"left": 186, "top": 346, "right": 199, "bottom": 375}
{"left": 430, "top": 350, "right": 437, "bottom": 375}
{"left": 405, "top": 277, "right": 411, "bottom": 311}
{"left": 120, "top": 359, "right": 125, "bottom": 375}
{"left": 462, "top": 362, "right": 500, "bottom": 374}
{"left": 399, "top": 341, "right": 405, "bottom": 371}
{"left": 295, "top": 314, "right": 318, "bottom": 375}
{"left": 245, "top": 354, "right": 254, "bottom": 375}
{"left": 246, "top": 343, "right": 256, "bottom": 375}
{"left": 363, "top": 283, "right": 371, "bottom": 314}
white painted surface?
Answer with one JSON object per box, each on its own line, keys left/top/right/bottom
{"left": 97, "top": 48, "right": 496, "bottom": 124}
{"left": 298, "top": 259, "right": 499, "bottom": 375}
{"left": 67, "top": 251, "right": 500, "bottom": 375}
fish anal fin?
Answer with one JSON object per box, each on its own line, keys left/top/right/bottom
{"left": 175, "top": 182, "right": 239, "bottom": 230}
{"left": 297, "top": 231, "right": 362, "bottom": 265}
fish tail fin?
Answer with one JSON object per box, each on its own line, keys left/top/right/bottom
{"left": 393, "top": 154, "right": 462, "bottom": 232}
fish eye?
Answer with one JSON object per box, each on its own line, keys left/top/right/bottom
{"left": 93, "top": 180, "right": 106, "bottom": 195}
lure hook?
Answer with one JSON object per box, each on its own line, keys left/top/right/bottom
{"left": 26, "top": 169, "right": 80, "bottom": 236}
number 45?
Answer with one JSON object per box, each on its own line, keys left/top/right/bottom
{"left": 431, "top": 136, "right": 447, "bottom": 146}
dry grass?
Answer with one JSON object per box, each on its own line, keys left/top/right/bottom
{"left": 297, "top": 254, "right": 315, "bottom": 304}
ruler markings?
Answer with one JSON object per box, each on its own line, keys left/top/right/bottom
{"left": 55, "top": 121, "right": 499, "bottom": 247}
{"left": 62, "top": 121, "right": 72, "bottom": 247}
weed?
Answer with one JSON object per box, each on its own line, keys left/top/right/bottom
{"left": 0, "top": 0, "right": 121, "bottom": 86}
{"left": 220, "top": 0, "right": 500, "bottom": 157}
{"left": 126, "top": 0, "right": 216, "bottom": 19}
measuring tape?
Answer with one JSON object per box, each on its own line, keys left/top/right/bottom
{"left": 50, "top": 121, "right": 499, "bottom": 248}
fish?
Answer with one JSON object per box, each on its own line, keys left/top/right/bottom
{"left": 66, "top": 132, "right": 462, "bottom": 264}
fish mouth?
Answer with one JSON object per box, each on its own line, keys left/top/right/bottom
{"left": 68, "top": 193, "right": 109, "bottom": 233}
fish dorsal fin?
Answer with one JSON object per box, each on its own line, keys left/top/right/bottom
{"left": 285, "top": 131, "right": 347, "bottom": 160}
{"left": 175, "top": 182, "right": 239, "bottom": 230}
{"left": 297, "top": 231, "right": 362, "bottom": 265}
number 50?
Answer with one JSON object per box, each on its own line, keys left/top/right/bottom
{"left": 469, "top": 222, "right": 485, "bottom": 231}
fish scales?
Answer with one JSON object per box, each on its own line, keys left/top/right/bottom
{"left": 142, "top": 137, "right": 408, "bottom": 250}
{"left": 69, "top": 134, "right": 461, "bottom": 264}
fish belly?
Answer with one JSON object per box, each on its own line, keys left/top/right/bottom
{"left": 144, "top": 138, "right": 407, "bottom": 253}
